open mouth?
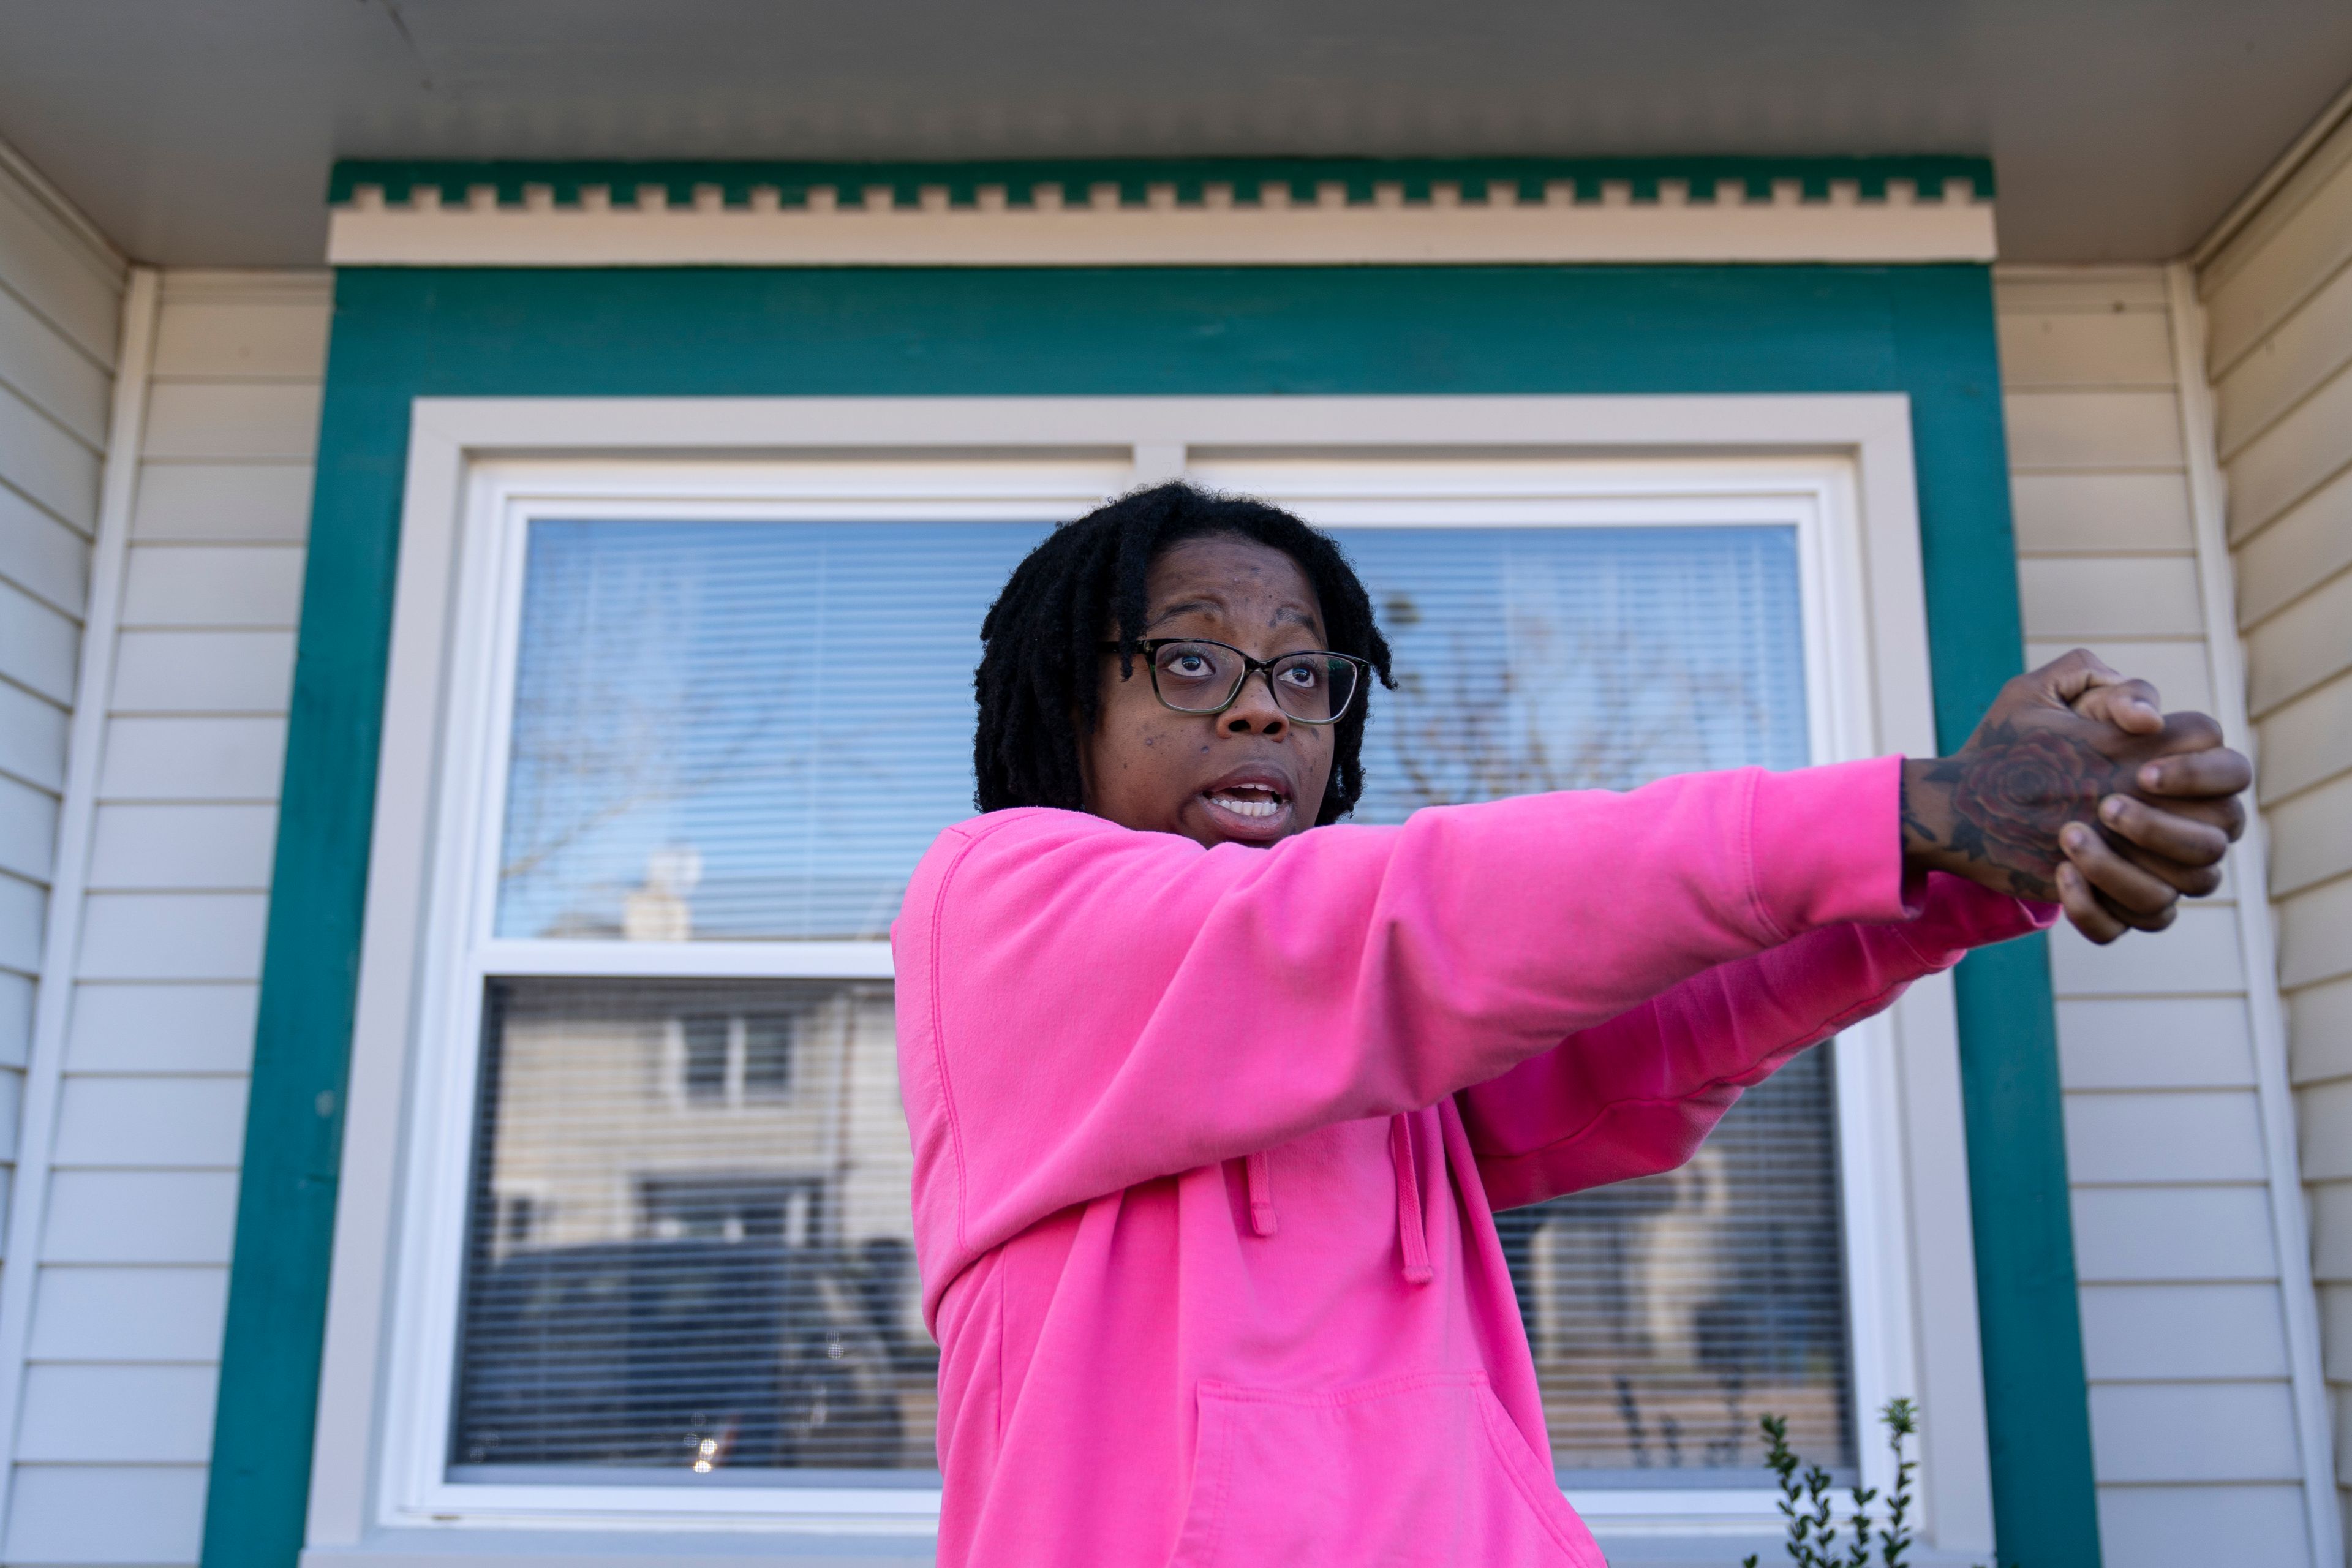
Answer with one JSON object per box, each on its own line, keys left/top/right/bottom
{"left": 1197, "top": 772, "right": 1297, "bottom": 840}
{"left": 1205, "top": 785, "right": 1287, "bottom": 820}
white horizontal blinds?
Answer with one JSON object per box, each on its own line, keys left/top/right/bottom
{"left": 1341, "top": 526, "right": 1809, "bottom": 816}
{"left": 451, "top": 976, "right": 929, "bottom": 1475}
{"left": 1335, "top": 523, "right": 1852, "bottom": 1478}
{"left": 1501, "top": 1054, "right": 1847, "bottom": 1476}
{"left": 453, "top": 513, "right": 1055, "bottom": 1483}
{"left": 496, "top": 519, "right": 1050, "bottom": 941}
{"left": 456, "top": 503, "right": 1847, "bottom": 1488}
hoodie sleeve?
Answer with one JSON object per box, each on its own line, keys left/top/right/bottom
{"left": 1457, "top": 872, "right": 2055, "bottom": 1210}
{"left": 894, "top": 756, "right": 1952, "bottom": 1302}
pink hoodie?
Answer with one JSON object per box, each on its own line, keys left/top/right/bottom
{"left": 891, "top": 756, "right": 2050, "bottom": 1567}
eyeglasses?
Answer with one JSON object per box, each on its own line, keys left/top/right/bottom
{"left": 1102, "top": 638, "right": 1370, "bottom": 725}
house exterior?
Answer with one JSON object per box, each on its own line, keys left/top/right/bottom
{"left": 0, "top": 12, "right": 2347, "bottom": 1568}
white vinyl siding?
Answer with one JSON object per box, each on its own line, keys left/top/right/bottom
{"left": 0, "top": 148, "right": 121, "bottom": 1368}
{"left": 1997, "top": 265, "right": 2315, "bottom": 1566}
{"left": 2, "top": 1469, "right": 208, "bottom": 1567}
{"left": 2199, "top": 108, "right": 2352, "bottom": 1560}
{"left": 1, "top": 269, "right": 326, "bottom": 1568}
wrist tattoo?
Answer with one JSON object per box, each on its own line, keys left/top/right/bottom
{"left": 1912, "top": 721, "right": 2124, "bottom": 899}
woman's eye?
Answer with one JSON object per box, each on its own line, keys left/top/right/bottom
{"left": 1278, "top": 664, "right": 1322, "bottom": 688}
{"left": 1164, "top": 652, "right": 1213, "bottom": 678}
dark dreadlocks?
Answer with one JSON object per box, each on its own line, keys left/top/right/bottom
{"left": 974, "top": 481, "right": 1395, "bottom": 824}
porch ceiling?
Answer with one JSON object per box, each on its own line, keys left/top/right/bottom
{"left": 1, "top": 0, "right": 2346, "bottom": 268}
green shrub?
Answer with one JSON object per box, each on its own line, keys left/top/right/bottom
{"left": 1740, "top": 1398, "right": 1994, "bottom": 1568}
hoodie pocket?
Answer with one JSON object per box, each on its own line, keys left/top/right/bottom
{"left": 1168, "top": 1372, "right": 1605, "bottom": 1568}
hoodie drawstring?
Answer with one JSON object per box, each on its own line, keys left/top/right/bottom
{"left": 1245, "top": 1150, "right": 1278, "bottom": 1237}
{"left": 1240, "top": 1117, "right": 1434, "bottom": 1285}
{"left": 1389, "top": 1114, "right": 1436, "bottom": 1286}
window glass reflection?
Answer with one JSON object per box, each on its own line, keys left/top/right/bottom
{"left": 453, "top": 978, "right": 930, "bottom": 1476}
{"left": 461, "top": 516, "right": 1849, "bottom": 1483}
{"left": 1337, "top": 524, "right": 1850, "bottom": 1476}
{"left": 496, "top": 521, "right": 1050, "bottom": 943}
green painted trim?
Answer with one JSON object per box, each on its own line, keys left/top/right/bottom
{"left": 205, "top": 261, "right": 2089, "bottom": 1568}
{"left": 1888, "top": 270, "right": 2103, "bottom": 1564}
{"left": 328, "top": 154, "right": 1995, "bottom": 209}
{"left": 200, "top": 287, "right": 402, "bottom": 1568}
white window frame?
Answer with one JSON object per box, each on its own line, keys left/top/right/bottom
{"left": 304, "top": 396, "right": 1996, "bottom": 1566}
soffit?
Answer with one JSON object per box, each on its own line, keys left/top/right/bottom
{"left": 0, "top": 0, "right": 2346, "bottom": 266}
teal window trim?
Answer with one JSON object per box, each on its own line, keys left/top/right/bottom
{"left": 203, "top": 259, "right": 2093, "bottom": 1568}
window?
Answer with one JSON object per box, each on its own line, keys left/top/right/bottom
{"left": 329, "top": 401, "right": 1985, "bottom": 1549}
{"left": 454, "top": 979, "right": 905, "bottom": 1474}
{"left": 1207, "top": 460, "right": 1847, "bottom": 1480}
{"left": 667, "top": 1008, "right": 802, "bottom": 1109}
{"left": 455, "top": 510, "right": 1063, "bottom": 1479}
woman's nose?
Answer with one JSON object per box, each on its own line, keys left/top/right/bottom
{"left": 1222, "top": 671, "right": 1289, "bottom": 736}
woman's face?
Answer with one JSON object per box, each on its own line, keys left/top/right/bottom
{"left": 1082, "top": 533, "right": 1336, "bottom": 850}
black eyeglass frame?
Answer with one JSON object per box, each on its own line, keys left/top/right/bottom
{"left": 1101, "top": 638, "right": 1372, "bottom": 725}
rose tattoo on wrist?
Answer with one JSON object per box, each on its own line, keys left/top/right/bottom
{"left": 1903, "top": 721, "right": 2129, "bottom": 900}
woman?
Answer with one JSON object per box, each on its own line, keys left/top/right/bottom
{"left": 892, "top": 483, "right": 2245, "bottom": 1566}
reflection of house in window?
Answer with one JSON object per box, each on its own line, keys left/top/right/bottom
{"left": 682, "top": 1015, "right": 728, "bottom": 1102}
{"left": 671, "top": 1012, "right": 801, "bottom": 1108}
{"left": 476, "top": 981, "right": 875, "bottom": 1263}
{"left": 639, "top": 1175, "right": 829, "bottom": 1247}
{"left": 497, "top": 1193, "right": 547, "bottom": 1249}
{"left": 458, "top": 976, "right": 927, "bottom": 1471}
{"left": 621, "top": 847, "right": 701, "bottom": 942}
{"left": 1494, "top": 1046, "right": 1849, "bottom": 1472}
{"left": 743, "top": 1014, "right": 794, "bottom": 1097}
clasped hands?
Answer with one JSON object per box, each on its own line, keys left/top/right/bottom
{"left": 1900, "top": 649, "right": 2252, "bottom": 944}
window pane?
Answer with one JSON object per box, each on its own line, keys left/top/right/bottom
{"left": 1337, "top": 524, "right": 1853, "bottom": 1477}
{"left": 464, "top": 514, "right": 1851, "bottom": 1488}
{"left": 452, "top": 978, "right": 931, "bottom": 1476}
{"left": 742, "top": 1014, "right": 798, "bottom": 1099}
{"left": 1344, "top": 525, "right": 1809, "bottom": 815}
{"left": 679, "top": 1015, "right": 729, "bottom": 1104}
{"left": 496, "top": 520, "right": 1050, "bottom": 942}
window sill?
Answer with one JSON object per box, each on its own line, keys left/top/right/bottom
{"left": 1599, "top": 1542, "right": 1989, "bottom": 1568}
{"left": 302, "top": 1532, "right": 938, "bottom": 1568}
{"left": 303, "top": 1528, "right": 1997, "bottom": 1568}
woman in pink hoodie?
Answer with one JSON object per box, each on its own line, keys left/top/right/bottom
{"left": 892, "top": 484, "right": 2247, "bottom": 1567}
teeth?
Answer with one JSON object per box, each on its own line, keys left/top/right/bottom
{"left": 1210, "top": 794, "right": 1283, "bottom": 819}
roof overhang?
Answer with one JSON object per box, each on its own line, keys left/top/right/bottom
{"left": 2, "top": 1, "right": 2346, "bottom": 266}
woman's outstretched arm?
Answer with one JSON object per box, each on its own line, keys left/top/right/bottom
{"left": 1449, "top": 649, "right": 2252, "bottom": 1206}
{"left": 1458, "top": 871, "right": 2051, "bottom": 1209}
{"left": 896, "top": 758, "right": 1928, "bottom": 1289}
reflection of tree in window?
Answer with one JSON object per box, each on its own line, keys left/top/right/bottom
{"left": 499, "top": 649, "right": 796, "bottom": 916}
{"left": 496, "top": 529, "right": 801, "bottom": 938}
{"left": 1374, "top": 589, "right": 1766, "bottom": 807}
{"left": 1340, "top": 529, "right": 1847, "bottom": 1476}
{"left": 493, "top": 521, "right": 1020, "bottom": 943}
